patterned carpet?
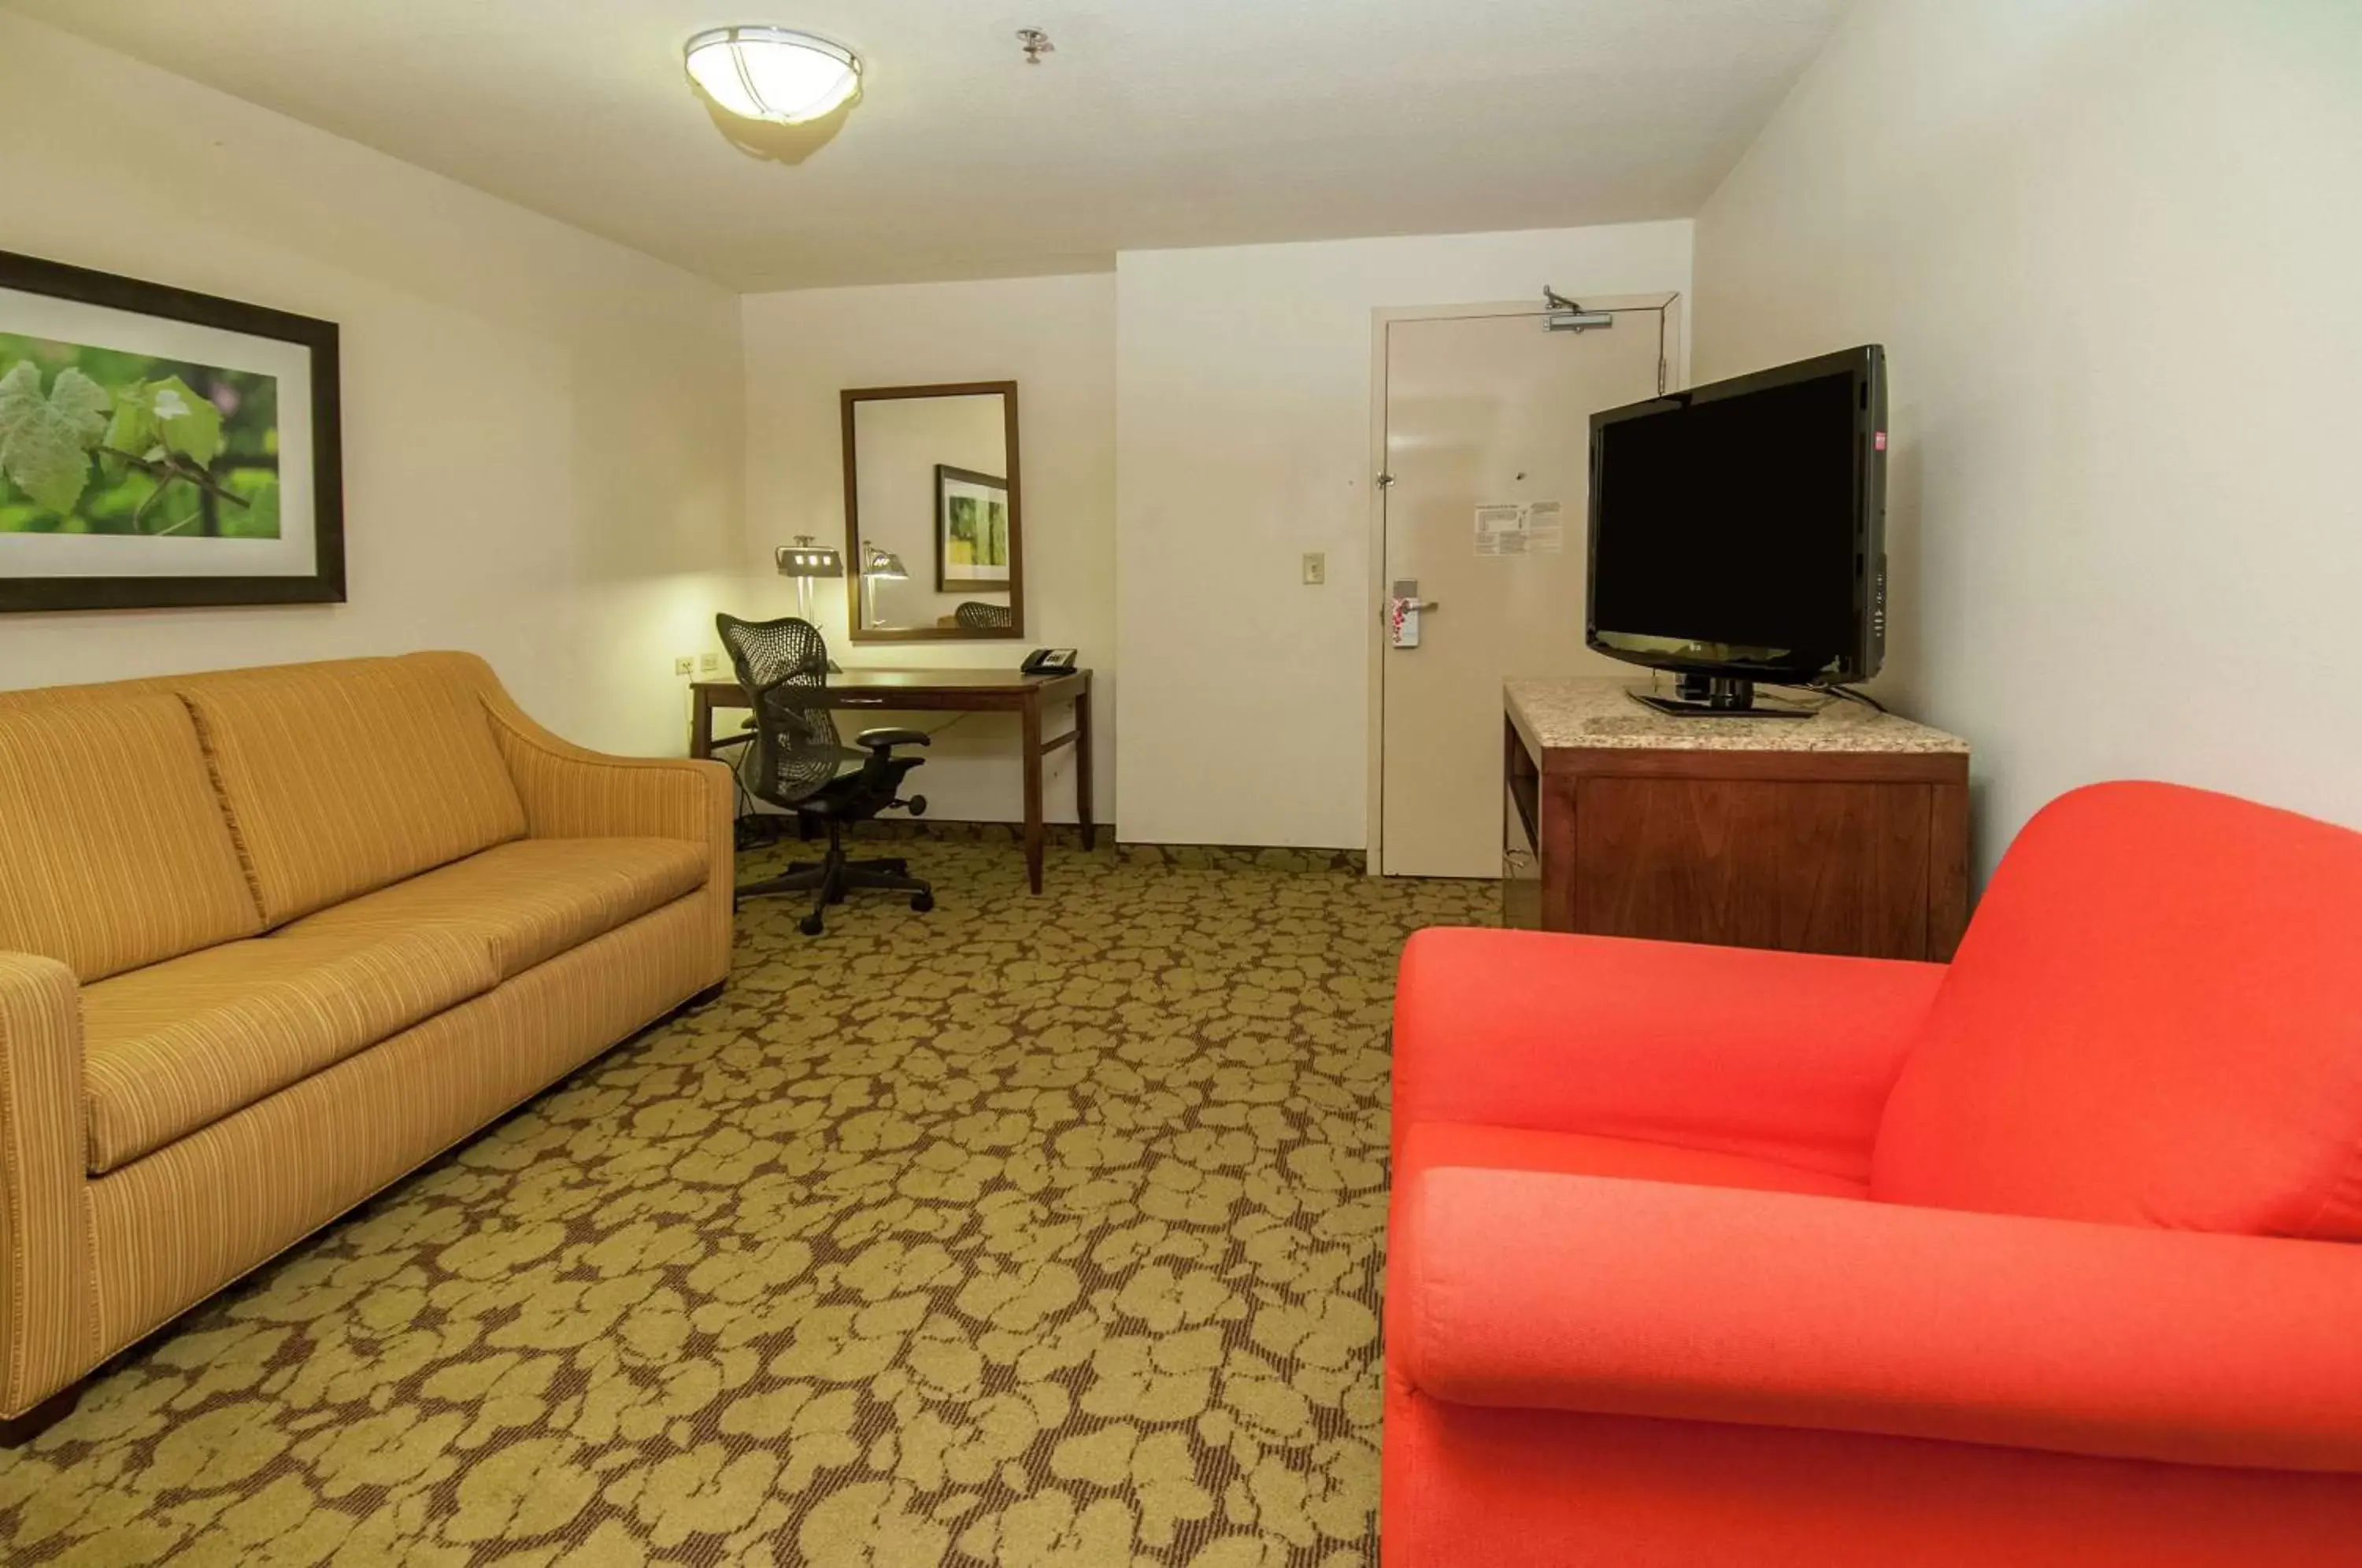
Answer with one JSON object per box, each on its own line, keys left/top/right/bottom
{"left": 0, "top": 832, "right": 1494, "bottom": 1566}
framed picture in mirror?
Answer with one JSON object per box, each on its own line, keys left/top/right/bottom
{"left": 935, "top": 464, "right": 1010, "bottom": 590}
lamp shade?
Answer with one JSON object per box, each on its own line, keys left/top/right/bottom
{"left": 861, "top": 541, "right": 909, "bottom": 580}
{"left": 685, "top": 27, "right": 861, "bottom": 125}
{"left": 775, "top": 538, "right": 844, "bottom": 578}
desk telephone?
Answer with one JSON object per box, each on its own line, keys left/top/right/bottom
{"left": 1020, "top": 648, "right": 1079, "bottom": 676}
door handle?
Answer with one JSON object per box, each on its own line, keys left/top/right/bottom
{"left": 1386, "top": 593, "right": 1436, "bottom": 648}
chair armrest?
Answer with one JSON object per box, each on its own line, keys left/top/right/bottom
{"left": 1394, "top": 1165, "right": 2362, "bottom": 1473}
{"left": 1393, "top": 929, "right": 1945, "bottom": 1181}
{"left": 855, "top": 727, "right": 931, "bottom": 751}
{"left": 0, "top": 953, "right": 94, "bottom": 1418}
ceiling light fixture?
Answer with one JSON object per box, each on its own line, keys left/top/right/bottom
{"left": 683, "top": 26, "right": 862, "bottom": 124}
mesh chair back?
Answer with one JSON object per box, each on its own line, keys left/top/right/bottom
{"left": 953, "top": 601, "right": 1014, "bottom": 631}
{"left": 716, "top": 614, "right": 842, "bottom": 806}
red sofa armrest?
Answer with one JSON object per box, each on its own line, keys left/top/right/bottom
{"left": 1394, "top": 929, "right": 1944, "bottom": 1181}
{"left": 1395, "top": 1165, "right": 2362, "bottom": 1473}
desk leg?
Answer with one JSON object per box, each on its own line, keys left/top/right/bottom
{"left": 1021, "top": 698, "right": 1046, "bottom": 894}
{"left": 690, "top": 687, "right": 714, "bottom": 761}
{"left": 1075, "top": 679, "right": 1095, "bottom": 852}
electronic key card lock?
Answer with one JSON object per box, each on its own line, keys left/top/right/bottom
{"left": 1386, "top": 580, "right": 1438, "bottom": 649}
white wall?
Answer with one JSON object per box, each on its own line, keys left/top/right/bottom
{"left": 1694, "top": 0, "right": 2362, "bottom": 874}
{"left": 740, "top": 273, "right": 1116, "bottom": 825}
{"left": 0, "top": 13, "right": 746, "bottom": 756}
{"left": 1115, "top": 222, "right": 1692, "bottom": 847}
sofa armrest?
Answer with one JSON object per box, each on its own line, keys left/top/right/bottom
{"left": 1395, "top": 1164, "right": 2362, "bottom": 1473}
{"left": 0, "top": 953, "right": 94, "bottom": 1418}
{"left": 1393, "top": 928, "right": 1945, "bottom": 1181}
{"left": 469, "top": 677, "right": 735, "bottom": 987}
{"left": 478, "top": 686, "right": 731, "bottom": 847}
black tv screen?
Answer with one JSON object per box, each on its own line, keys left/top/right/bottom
{"left": 1587, "top": 346, "right": 1885, "bottom": 684}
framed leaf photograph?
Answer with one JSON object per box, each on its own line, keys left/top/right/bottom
{"left": 0, "top": 250, "right": 342, "bottom": 612}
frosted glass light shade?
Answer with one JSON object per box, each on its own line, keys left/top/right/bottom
{"left": 685, "top": 27, "right": 861, "bottom": 124}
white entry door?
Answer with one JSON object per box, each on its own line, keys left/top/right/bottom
{"left": 1378, "top": 301, "right": 1677, "bottom": 878}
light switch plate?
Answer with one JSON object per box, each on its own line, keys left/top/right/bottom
{"left": 1301, "top": 552, "right": 1327, "bottom": 586}
{"left": 699, "top": 652, "right": 721, "bottom": 674}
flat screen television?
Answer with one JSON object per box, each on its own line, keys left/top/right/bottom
{"left": 1586, "top": 346, "right": 1886, "bottom": 714}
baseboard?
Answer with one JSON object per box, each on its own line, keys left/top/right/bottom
{"left": 735, "top": 814, "right": 1368, "bottom": 873}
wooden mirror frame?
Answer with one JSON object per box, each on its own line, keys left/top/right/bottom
{"left": 841, "top": 380, "right": 1024, "bottom": 642}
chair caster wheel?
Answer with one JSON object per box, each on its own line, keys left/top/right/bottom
{"left": 905, "top": 794, "right": 927, "bottom": 818}
{"left": 910, "top": 892, "right": 935, "bottom": 912}
{"left": 798, "top": 914, "right": 824, "bottom": 937}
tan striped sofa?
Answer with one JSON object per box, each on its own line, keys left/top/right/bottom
{"left": 0, "top": 653, "right": 732, "bottom": 1433}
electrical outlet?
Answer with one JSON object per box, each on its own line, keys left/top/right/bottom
{"left": 699, "top": 652, "right": 720, "bottom": 674}
{"left": 672, "top": 656, "right": 694, "bottom": 677}
{"left": 1301, "top": 552, "right": 1327, "bottom": 586}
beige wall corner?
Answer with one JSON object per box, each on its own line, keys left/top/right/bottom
{"left": 1692, "top": 0, "right": 2362, "bottom": 877}
{"left": 739, "top": 273, "right": 1116, "bottom": 826}
{"left": 0, "top": 11, "right": 746, "bottom": 757}
{"left": 1113, "top": 222, "right": 1693, "bottom": 849}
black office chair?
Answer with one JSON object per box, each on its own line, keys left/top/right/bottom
{"left": 716, "top": 613, "right": 934, "bottom": 937}
{"left": 953, "top": 601, "right": 1014, "bottom": 631}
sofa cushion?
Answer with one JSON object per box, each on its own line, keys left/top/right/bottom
{"left": 81, "top": 924, "right": 498, "bottom": 1173}
{"left": 1405, "top": 1122, "right": 1869, "bottom": 1201}
{"left": 176, "top": 659, "right": 528, "bottom": 925}
{"left": 0, "top": 693, "right": 262, "bottom": 982}
{"left": 1873, "top": 782, "right": 2362, "bottom": 1239}
{"left": 278, "top": 837, "right": 709, "bottom": 980}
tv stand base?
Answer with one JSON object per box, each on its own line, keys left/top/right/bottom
{"left": 1627, "top": 675, "right": 1812, "bottom": 719}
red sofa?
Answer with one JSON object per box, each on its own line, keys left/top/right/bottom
{"left": 1384, "top": 782, "right": 2362, "bottom": 1566}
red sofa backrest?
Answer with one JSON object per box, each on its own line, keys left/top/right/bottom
{"left": 1873, "top": 781, "right": 2362, "bottom": 1239}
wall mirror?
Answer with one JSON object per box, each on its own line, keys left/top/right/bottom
{"left": 842, "top": 381, "right": 1023, "bottom": 641}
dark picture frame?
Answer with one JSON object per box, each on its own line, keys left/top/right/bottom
{"left": 0, "top": 249, "right": 344, "bottom": 613}
{"left": 839, "top": 379, "right": 1024, "bottom": 643}
{"left": 933, "top": 463, "right": 1011, "bottom": 592}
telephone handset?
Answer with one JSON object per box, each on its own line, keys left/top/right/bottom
{"left": 1020, "top": 648, "right": 1079, "bottom": 676}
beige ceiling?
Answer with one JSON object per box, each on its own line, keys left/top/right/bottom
{"left": 6, "top": 0, "right": 1851, "bottom": 293}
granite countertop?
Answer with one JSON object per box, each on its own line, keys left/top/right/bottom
{"left": 1506, "top": 677, "right": 1969, "bottom": 754}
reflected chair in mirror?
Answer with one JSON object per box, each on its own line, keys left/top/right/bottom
{"left": 716, "top": 613, "right": 935, "bottom": 937}
{"left": 947, "top": 601, "right": 1014, "bottom": 631}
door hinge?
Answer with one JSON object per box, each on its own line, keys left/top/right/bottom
{"left": 1375, "top": 472, "right": 1395, "bottom": 489}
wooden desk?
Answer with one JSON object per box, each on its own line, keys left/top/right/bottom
{"left": 691, "top": 668, "right": 1093, "bottom": 894}
{"left": 1503, "top": 679, "right": 1970, "bottom": 960}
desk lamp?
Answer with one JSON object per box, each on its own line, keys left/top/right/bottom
{"left": 860, "top": 538, "right": 908, "bottom": 629}
{"left": 774, "top": 535, "right": 843, "bottom": 625}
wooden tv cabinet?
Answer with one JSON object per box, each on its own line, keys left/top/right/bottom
{"left": 1503, "top": 679, "right": 1971, "bottom": 961}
